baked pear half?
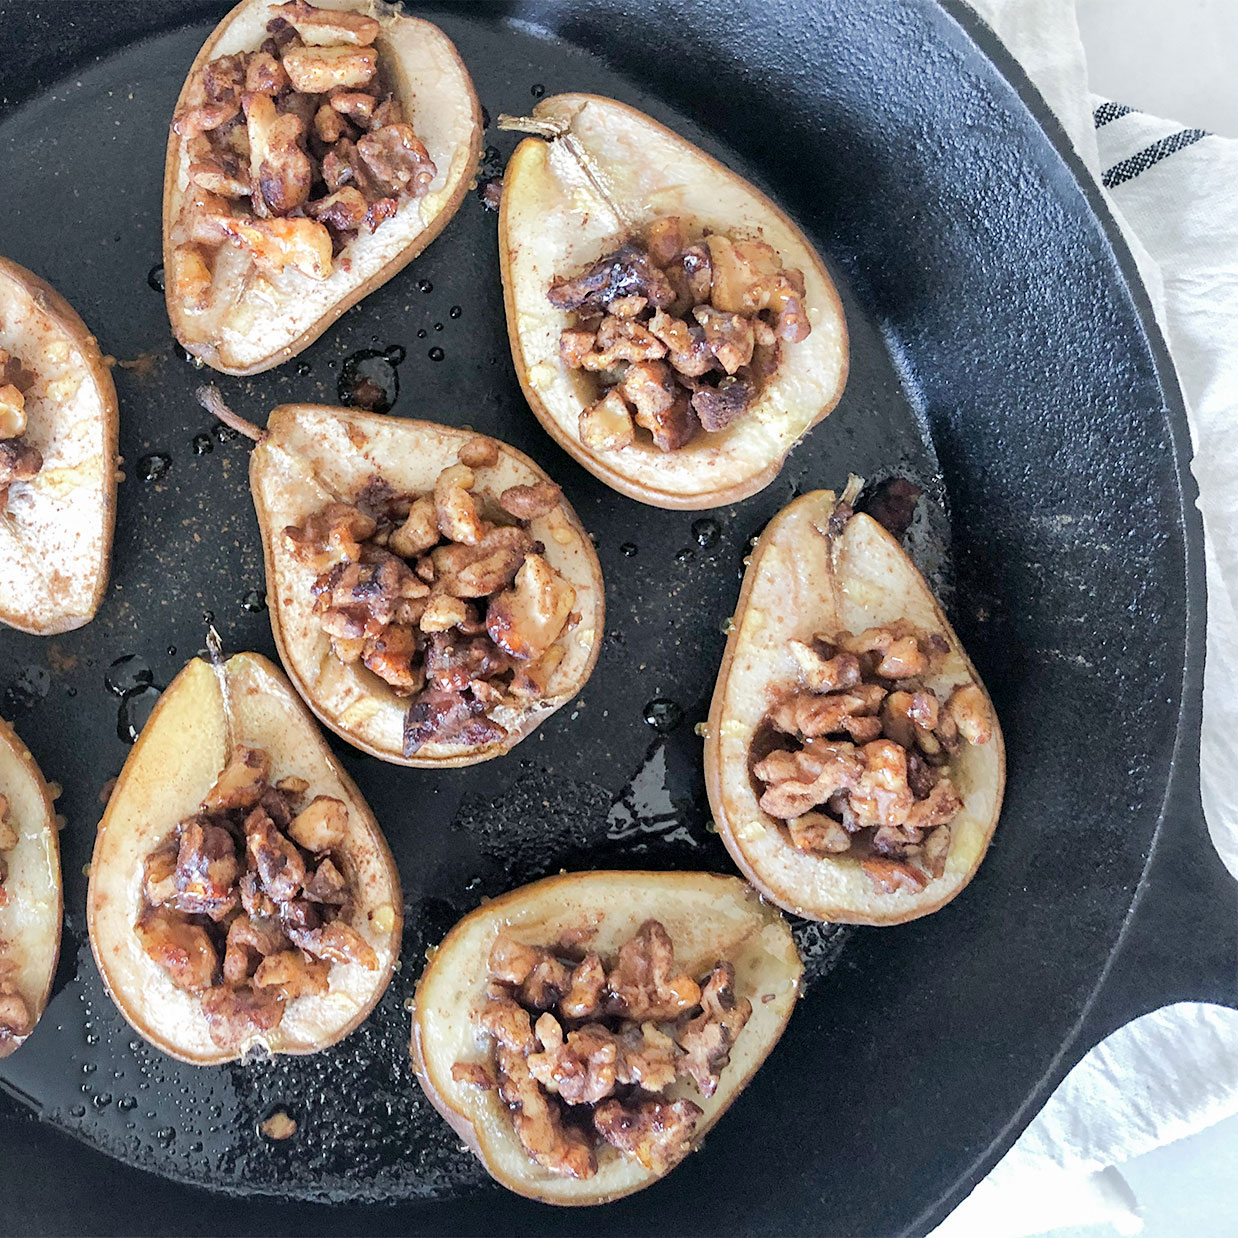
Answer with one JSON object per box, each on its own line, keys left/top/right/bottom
{"left": 164, "top": 0, "right": 482, "bottom": 374}
{"left": 499, "top": 93, "right": 848, "bottom": 509}
{"left": 0, "top": 717, "right": 63, "bottom": 1057}
{"left": 248, "top": 402, "right": 604, "bottom": 766}
{"left": 0, "top": 257, "right": 118, "bottom": 634}
{"left": 88, "top": 650, "right": 401, "bottom": 1064}
{"left": 411, "top": 870, "right": 801, "bottom": 1205}
{"left": 705, "top": 487, "right": 1005, "bottom": 925}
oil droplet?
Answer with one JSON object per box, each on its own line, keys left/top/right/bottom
{"left": 117, "top": 1096, "right": 137, "bottom": 1111}
{"left": 202, "top": 609, "right": 215, "bottom": 625}
{"left": 480, "top": 104, "right": 491, "bottom": 128}
{"left": 428, "top": 347, "right": 445, "bottom": 362}
{"left": 402, "top": 996, "right": 416, "bottom": 1012}
{"left": 484, "top": 145, "right": 499, "bottom": 164}
{"left": 118, "top": 685, "right": 162, "bottom": 744}
{"left": 433, "top": 322, "right": 443, "bottom": 332}
{"left": 416, "top": 328, "right": 427, "bottom": 339}
{"left": 531, "top": 83, "right": 545, "bottom": 97}
{"left": 167, "top": 645, "right": 177, "bottom": 657}
{"left": 137, "top": 453, "right": 171, "bottom": 483}
{"left": 3, "top": 665, "right": 50, "bottom": 714}
{"left": 191, "top": 432, "right": 213, "bottom": 455}
{"left": 105, "top": 655, "right": 153, "bottom": 697}
{"left": 68, "top": 1105, "right": 86, "bottom": 1119}
{"left": 385, "top": 345, "right": 406, "bottom": 364}
{"left": 620, "top": 542, "right": 637, "bottom": 557}
{"left": 675, "top": 546, "right": 695, "bottom": 564}
{"left": 338, "top": 348, "right": 401, "bottom": 414}
{"left": 92, "top": 1092, "right": 113, "bottom": 1109}
{"left": 241, "top": 589, "right": 266, "bottom": 614}
{"left": 295, "top": 359, "right": 312, "bottom": 377}
{"left": 692, "top": 517, "right": 721, "bottom": 547}
{"left": 147, "top": 263, "right": 165, "bottom": 293}
{"left": 449, "top": 305, "right": 462, "bottom": 319}
{"left": 693, "top": 721, "right": 711, "bottom": 738}
{"left": 417, "top": 279, "right": 433, "bottom": 294}
{"left": 174, "top": 342, "right": 204, "bottom": 369}
{"left": 643, "top": 698, "right": 683, "bottom": 733}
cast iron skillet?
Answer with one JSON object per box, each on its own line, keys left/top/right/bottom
{"left": 0, "top": 0, "right": 1232, "bottom": 1233}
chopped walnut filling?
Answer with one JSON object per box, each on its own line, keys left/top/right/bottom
{"left": 134, "top": 745, "right": 377, "bottom": 1050}
{"left": 0, "top": 349, "right": 43, "bottom": 505}
{"left": 283, "top": 448, "right": 577, "bottom": 757}
{"left": 0, "top": 794, "right": 32, "bottom": 1042}
{"left": 455, "top": 919, "right": 752, "bottom": 1179}
{"left": 169, "top": 0, "right": 436, "bottom": 298}
{"left": 549, "top": 218, "right": 811, "bottom": 454}
{"left": 751, "top": 623, "right": 993, "bottom": 891}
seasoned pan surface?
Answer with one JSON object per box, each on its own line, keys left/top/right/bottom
{"left": 0, "top": 2, "right": 1227, "bottom": 1234}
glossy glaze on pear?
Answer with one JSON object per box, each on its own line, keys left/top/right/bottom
{"left": 0, "top": 257, "right": 118, "bottom": 635}
{"left": 705, "top": 491, "right": 1005, "bottom": 924}
{"left": 249, "top": 404, "right": 604, "bottom": 766}
{"left": 164, "top": 0, "right": 482, "bottom": 375}
{"left": 87, "top": 651, "right": 401, "bottom": 1063}
{"left": 499, "top": 93, "right": 848, "bottom": 509}
{"left": 411, "top": 870, "right": 801, "bottom": 1205}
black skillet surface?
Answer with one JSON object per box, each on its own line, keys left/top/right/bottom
{"left": 0, "top": 0, "right": 1233, "bottom": 1234}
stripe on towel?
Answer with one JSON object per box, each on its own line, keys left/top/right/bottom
{"left": 1103, "top": 129, "right": 1209, "bottom": 188}
{"left": 1093, "top": 101, "right": 1134, "bottom": 128}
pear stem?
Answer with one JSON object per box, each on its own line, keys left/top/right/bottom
{"left": 496, "top": 114, "right": 566, "bottom": 139}
{"left": 195, "top": 385, "right": 265, "bottom": 443}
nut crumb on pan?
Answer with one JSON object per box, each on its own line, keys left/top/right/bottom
{"left": 455, "top": 919, "right": 751, "bottom": 1178}
{"left": 283, "top": 457, "right": 577, "bottom": 756}
{"left": 134, "top": 746, "right": 378, "bottom": 1050}
{"left": 751, "top": 623, "right": 993, "bottom": 890}
{"left": 549, "top": 218, "right": 811, "bottom": 454}
{"left": 259, "top": 1108, "right": 298, "bottom": 1140}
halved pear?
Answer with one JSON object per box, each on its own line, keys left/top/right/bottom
{"left": 411, "top": 870, "right": 801, "bottom": 1205}
{"left": 249, "top": 403, "right": 605, "bottom": 766}
{"left": 0, "top": 717, "right": 63, "bottom": 1057}
{"left": 0, "top": 257, "right": 118, "bottom": 634}
{"left": 498, "top": 93, "right": 848, "bottom": 509}
{"left": 87, "top": 650, "right": 401, "bottom": 1064}
{"left": 705, "top": 491, "right": 1006, "bottom": 924}
{"left": 164, "top": 0, "right": 482, "bottom": 375}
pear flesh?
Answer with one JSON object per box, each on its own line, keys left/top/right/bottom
{"left": 0, "top": 719, "right": 63, "bottom": 1058}
{"left": 164, "top": 0, "right": 482, "bottom": 375}
{"left": 250, "top": 404, "right": 605, "bottom": 766}
{"left": 411, "top": 870, "right": 802, "bottom": 1205}
{"left": 87, "top": 651, "right": 401, "bottom": 1064}
{"left": 706, "top": 492, "right": 1006, "bottom": 925}
{"left": 0, "top": 258, "right": 118, "bottom": 635}
{"left": 500, "top": 93, "right": 848, "bottom": 509}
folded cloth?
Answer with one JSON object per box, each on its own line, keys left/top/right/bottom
{"left": 932, "top": 1004, "right": 1238, "bottom": 1237}
{"left": 928, "top": 2, "right": 1238, "bottom": 1234}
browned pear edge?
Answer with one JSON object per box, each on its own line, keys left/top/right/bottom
{"left": 0, "top": 716, "right": 63, "bottom": 1059}
{"left": 0, "top": 256, "right": 118, "bottom": 635}
{"left": 162, "top": 0, "right": 484, "bottom": 376}
{"left": 704, "top": 491, "right": 1007, "bottom": 925}
{"left": 253, "top": 405, "right": 606, "bottom": 767}
{"left": 86, "top": 651, "right": 402, "bottom": 1064}
{"left": 498, "top": 92, "right": 850, "bottom": 511}
{"left": 409, "top": 869, "right": 802, "bottom": 1205}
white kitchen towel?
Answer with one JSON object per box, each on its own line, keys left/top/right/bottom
{"left": 927, "top": 1, "right": 1238, "bottom": 1235}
